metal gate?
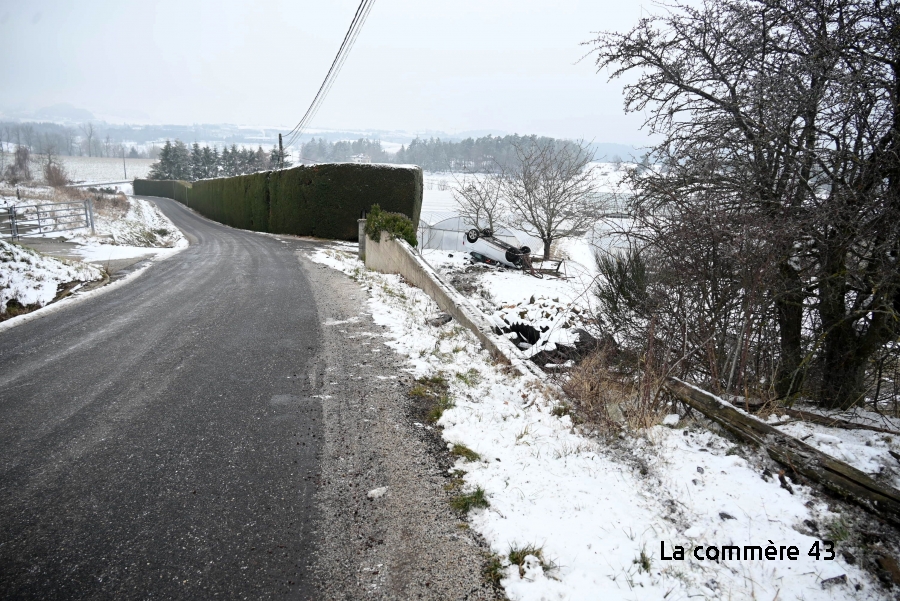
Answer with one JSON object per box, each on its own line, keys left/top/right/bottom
{"left": 0, "top": 200, "right": 95, "bottom": 241}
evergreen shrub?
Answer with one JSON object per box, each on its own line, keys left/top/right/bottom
{"left": 364, "top": 204, "right": 418, "bottom": 247}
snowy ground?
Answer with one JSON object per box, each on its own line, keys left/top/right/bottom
{"left": 419, "top": 250, "right": 599, "bottom": 364}
{"left": 421, "top": 248, "right": 900, "bottom": 510}
{"left": 0, "top": 239, "right": 103, "bottom": 315}
{"left": 0, "top": 184, "right": 185, "bottom": 319}
{"left": 60, "top": 155, "right": 155, "bottom": 184}
{"left": 310, "top": 242, "right": 889, "bottom": 601}
{"left": 770, "top": 410, "right": 900, "bottom": 491}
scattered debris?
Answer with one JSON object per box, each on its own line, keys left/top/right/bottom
{"left": 427, "top": 313, "right": 453, "bottom": 327}
{"left": 367, "top": 486, "right": 388, "bottom": 500}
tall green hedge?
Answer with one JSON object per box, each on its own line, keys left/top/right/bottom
{"left": 134, "top": 163, "right": 423, "bottom": 241}
{"left": 133, "top": 179, "right": 186, "bottom": 200}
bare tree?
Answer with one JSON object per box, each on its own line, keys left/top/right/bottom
{"left": 63, "top": 128, "right": 75, "bottom": 156}
{"left": 20, "top": 125, "right": 34, "bottom": 151}
{"left": 499, "top": 138, "right": 600, "bottom": 260}
{"left": 451, "top": 172, "right": 505, "bottom": 232}
{"left": 590, "top": 0, "right": 900, "bottom": 409}
{"left": 80, "top": 122, "right": 94, "bottom": 157}
{"left": 0, "top": 126, "right": 6, "bottom": 176}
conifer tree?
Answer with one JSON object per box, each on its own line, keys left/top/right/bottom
{"left": 190, "top": 143, "right": 203, "bottom": 181}
{"left": 171, "top": 140, "right": 191, "bottom": 180}
{"left": 147, "top": 140, "right": 174, "bottom": 180}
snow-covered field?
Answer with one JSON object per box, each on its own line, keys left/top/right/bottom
{"left": 59, "top": 155, "right": 154, "bottom": 184}
{"left": 59, "top": 155, "right": 155, "bottom": 184}
{"left": 310, "top": 242, "right": 887, "bottom": 601}
{"left": 0, "top": 153, "right": 155, "bottom": 185}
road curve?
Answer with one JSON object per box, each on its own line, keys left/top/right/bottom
{"left": 0, "top": 198, "right": 324, "bottom": 599}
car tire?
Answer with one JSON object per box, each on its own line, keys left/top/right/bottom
{"left": 465, "top": 229, "right": 480, "bottom": 243}
{"left": 520, "top": 246, "right": 531, "bottom": 255}
{"left": 505, "top": 248, "right": 523, "bottom": 264}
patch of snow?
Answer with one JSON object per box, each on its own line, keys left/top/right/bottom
{"left": 367, "top": 486, "right": 388, "bottom": 499}
{"left": 0, "top": 239, "right": 103, "bottom": 313}
{"left": 663, "top": 413, "right": 681, "bottom": 426}
{"left": 776, "top": 420, "right": 900, "bottom": 489}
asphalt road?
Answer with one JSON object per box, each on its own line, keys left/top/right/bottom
{"left": 0, "top": 198, "right": 325, "bottom": 599}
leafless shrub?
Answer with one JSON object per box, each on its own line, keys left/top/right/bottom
{"left": 90, "top": 192, "right": 128, "bottom": 218}
{"left": 563, "top": 347, "right": 667, "bottom": 433}
{"left": 44, "top": 162, "right": 69, "bottom": 187}
{"left": 4, "top": 147, "right": 31, "bottom": 183}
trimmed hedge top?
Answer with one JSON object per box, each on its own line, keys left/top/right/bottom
{"left": 134, "top": 163, "right": 422, "bottom": 241}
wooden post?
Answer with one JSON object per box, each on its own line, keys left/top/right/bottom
{"left": 278, "top": 134, "right": 284, "bottom": 169}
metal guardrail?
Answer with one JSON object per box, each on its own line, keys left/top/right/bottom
{"left": 66, "top": 180, "right": 131, "bottom": 188}
{"left": 0, "top": 200, "right": 95, "bottom": 241}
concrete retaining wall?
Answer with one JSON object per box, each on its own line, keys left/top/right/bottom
{"left": 364, "top": 231, "right": 544, "bottom": 380}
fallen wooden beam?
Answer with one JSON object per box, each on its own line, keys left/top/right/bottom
{"left": 665, "top": 377, "right": 900, "bottom": 526}
{"left": 780, "top": 407, "right": 900, "bottom": 436}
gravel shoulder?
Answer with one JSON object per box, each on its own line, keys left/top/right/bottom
{"left": 297, "top": 247, "right": 502, "bottom": 600}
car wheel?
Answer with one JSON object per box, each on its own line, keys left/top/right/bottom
{"left": 505, "top": 248, "right": 523, "bottom": 264}
{"left": 465, "top": 229, "right": 480, "bottom": 243}
{"left": 520, "top": 246, "right": 531, "bottom": 254}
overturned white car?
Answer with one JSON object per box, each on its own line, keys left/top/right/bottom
{"left": 462, "top": 228, "right": 534, "bottom": 270}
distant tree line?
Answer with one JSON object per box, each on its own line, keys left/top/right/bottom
{"left": 300, "top": 134, "right": 581, "bottom": 172}
{"left": 0, "top": 121, "right": 152, "bottom": 161}
{"left": 147, "top": 140, "right": 292, "bottom": 181}
{"left": 300, "top": 138, "right": 390, "bottom": 163}
{"left": 395, "top": 135, "right": 564, "bottom": 172}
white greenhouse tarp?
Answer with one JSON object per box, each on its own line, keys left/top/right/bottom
{"left": 417, "top": 213, "right": 543, "bottom": 256}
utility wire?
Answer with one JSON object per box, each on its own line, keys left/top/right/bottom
{"left": 283, "top": 0, "right": 368, "bottom": 142}
{"left": 284, "top": 0, "right": 376, "bottom": 151}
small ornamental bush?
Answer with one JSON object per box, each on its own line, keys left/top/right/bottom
{"left": 365, "top": 204, "right": 417, "bottom": 247}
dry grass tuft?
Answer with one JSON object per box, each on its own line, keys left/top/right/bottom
{"left": 562, "top": 349, "right": 668, "bottom": 433}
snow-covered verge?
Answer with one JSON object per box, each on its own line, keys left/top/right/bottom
{"left": 69, "top": 191, "right": 183, "bottom": 249}
{"left": 0, "top": 239, "right": 103, "bottom": 316}
{"left": 421, "top": 247, "right": 900, "bottom": 507}
{"left": 310, "top": 242, "right": 889, "bottom": 601}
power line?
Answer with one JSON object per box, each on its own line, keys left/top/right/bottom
{"left": 284, "top": 0, "right": 377, "bottom": 151}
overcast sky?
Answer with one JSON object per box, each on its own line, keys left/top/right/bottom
{"left": 0, "top": 0, "right": 652, "bottom": 144}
